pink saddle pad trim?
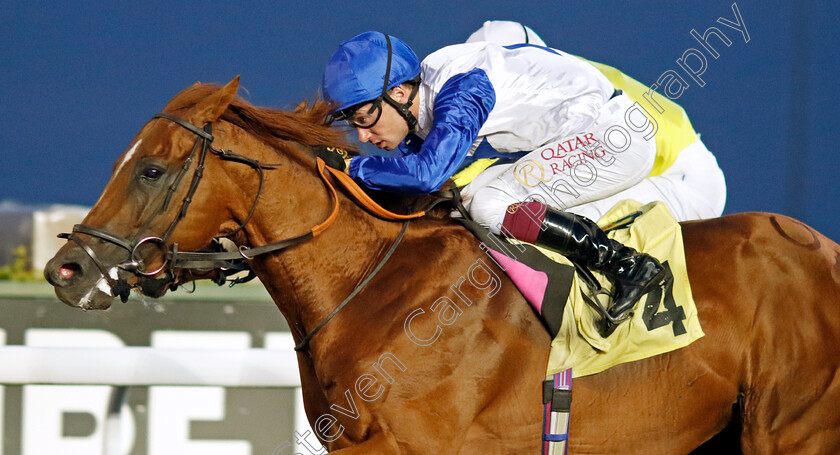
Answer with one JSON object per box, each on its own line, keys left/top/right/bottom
{"left": 486, "top": 248, "right": 549, "bottom": 314}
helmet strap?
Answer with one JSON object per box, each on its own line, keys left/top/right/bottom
{"left": 380, "top": 33, "right": 421, "bottom": 135}
{"left": 382, "top": 76, "right": 420, "bottom": 135}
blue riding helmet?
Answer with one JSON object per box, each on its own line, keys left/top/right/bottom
{"left": 322, "top": 31, "right": 421, "bottom": 131}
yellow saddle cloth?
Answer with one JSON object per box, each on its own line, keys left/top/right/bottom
{"left": 529, "top": 200, "right": 704, "bottom": 378}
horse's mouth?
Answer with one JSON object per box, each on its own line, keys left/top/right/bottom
{"left": 50, "top": 278, "right": 116, "bottom": 310}
{"left": 46, "top": 262, "right": 176, "bottom": 310}
{"left": 45, "top": 250, "right": 120, "bottom": 310}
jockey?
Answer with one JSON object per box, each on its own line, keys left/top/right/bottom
{"left": 464, "top": 20, "right": 727, "bottom": 222}
{"left": 321, "top": 31, "right": 672, "bottom": 321}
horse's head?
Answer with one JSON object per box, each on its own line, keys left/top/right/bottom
{"left": 45, "top": 78, "right": 247, "bottom": 309}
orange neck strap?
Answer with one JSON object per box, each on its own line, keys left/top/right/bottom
{"left": 311, "top": 158, "right": 426, "bottom": 236}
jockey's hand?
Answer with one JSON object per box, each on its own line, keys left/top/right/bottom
{"left": 314, "top": 145, "right": 351, "bottom": 172}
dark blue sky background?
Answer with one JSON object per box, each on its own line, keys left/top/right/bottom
{"left": 2, "top": 1, "right": 839, "bottom": 239}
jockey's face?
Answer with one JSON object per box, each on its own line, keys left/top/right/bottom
{"left": 352, "top": 85, "right": 414, "bottom": 151}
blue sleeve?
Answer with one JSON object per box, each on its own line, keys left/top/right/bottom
{"left": 348, "top": 68, "right": 496, "bottom": 194}
{"left": 395, "top": 133, "right": 423, "bottom": 156}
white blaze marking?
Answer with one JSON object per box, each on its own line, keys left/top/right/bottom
{"left": 115, "top": 139, "right": 142, "bottom": 177}
{"left": 94, "top": 139, "right": 143, "bottom": 208}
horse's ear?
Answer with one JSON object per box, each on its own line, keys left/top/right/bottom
{"left": 188, "top": 76, "right": 240, "bottom": 124}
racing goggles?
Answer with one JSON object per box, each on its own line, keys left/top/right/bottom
{"left": 332, "top": 98, "right": 384, "bottom": 129}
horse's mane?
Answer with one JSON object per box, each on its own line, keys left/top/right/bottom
{"left": 163, "top": 83, "right": 357, "bottom": 154}
{"left": 163, "top": 83, "right": 452, "bottom": 218}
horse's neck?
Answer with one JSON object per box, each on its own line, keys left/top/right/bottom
{"left": 246, "top": 174, "right": 496, "bottom": 355}
{"left": 230, "top": 149, "right": 408, "bottom": 341}
{"left": 263, "top": 212, "right": 404, "bottom": 333}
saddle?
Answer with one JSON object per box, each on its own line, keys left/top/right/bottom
{"left": 458, "top": 199, "right": 705, "bottom": 378}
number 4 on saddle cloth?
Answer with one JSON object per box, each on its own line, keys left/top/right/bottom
{"left": 458, "top": 199, "right": 705, "bottom": 379}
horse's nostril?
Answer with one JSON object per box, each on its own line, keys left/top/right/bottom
{"left": 58, "top": 263, "right": 82, "bottom": 280}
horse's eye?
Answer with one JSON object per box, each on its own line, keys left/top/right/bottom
{"left": 141, "top": 167, "right": 164, "bottom": 180}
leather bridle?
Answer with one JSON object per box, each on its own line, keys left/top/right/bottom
{"left": 60, "top": 112, "right": 344, "bottom": 298}
{"left": 59, "top": 112, "right": 431, "bottom": 352}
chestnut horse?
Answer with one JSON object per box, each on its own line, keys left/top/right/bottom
{"left": 45, "top": 78, "right": 840, "bottom": 454}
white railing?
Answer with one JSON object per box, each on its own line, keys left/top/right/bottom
{"left": 0, "top": 346, "right": 301, "bottom": 387}
{"left": 0, "top": 346, "right": 309, "bottom": 455}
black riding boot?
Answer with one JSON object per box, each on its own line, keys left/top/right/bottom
{"left": 503, "top": 203, "right": 666, "bottom": 321}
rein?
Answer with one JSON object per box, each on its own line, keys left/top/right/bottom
{"left": 61, "top": 112, "right": 428, "bottom": 350}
